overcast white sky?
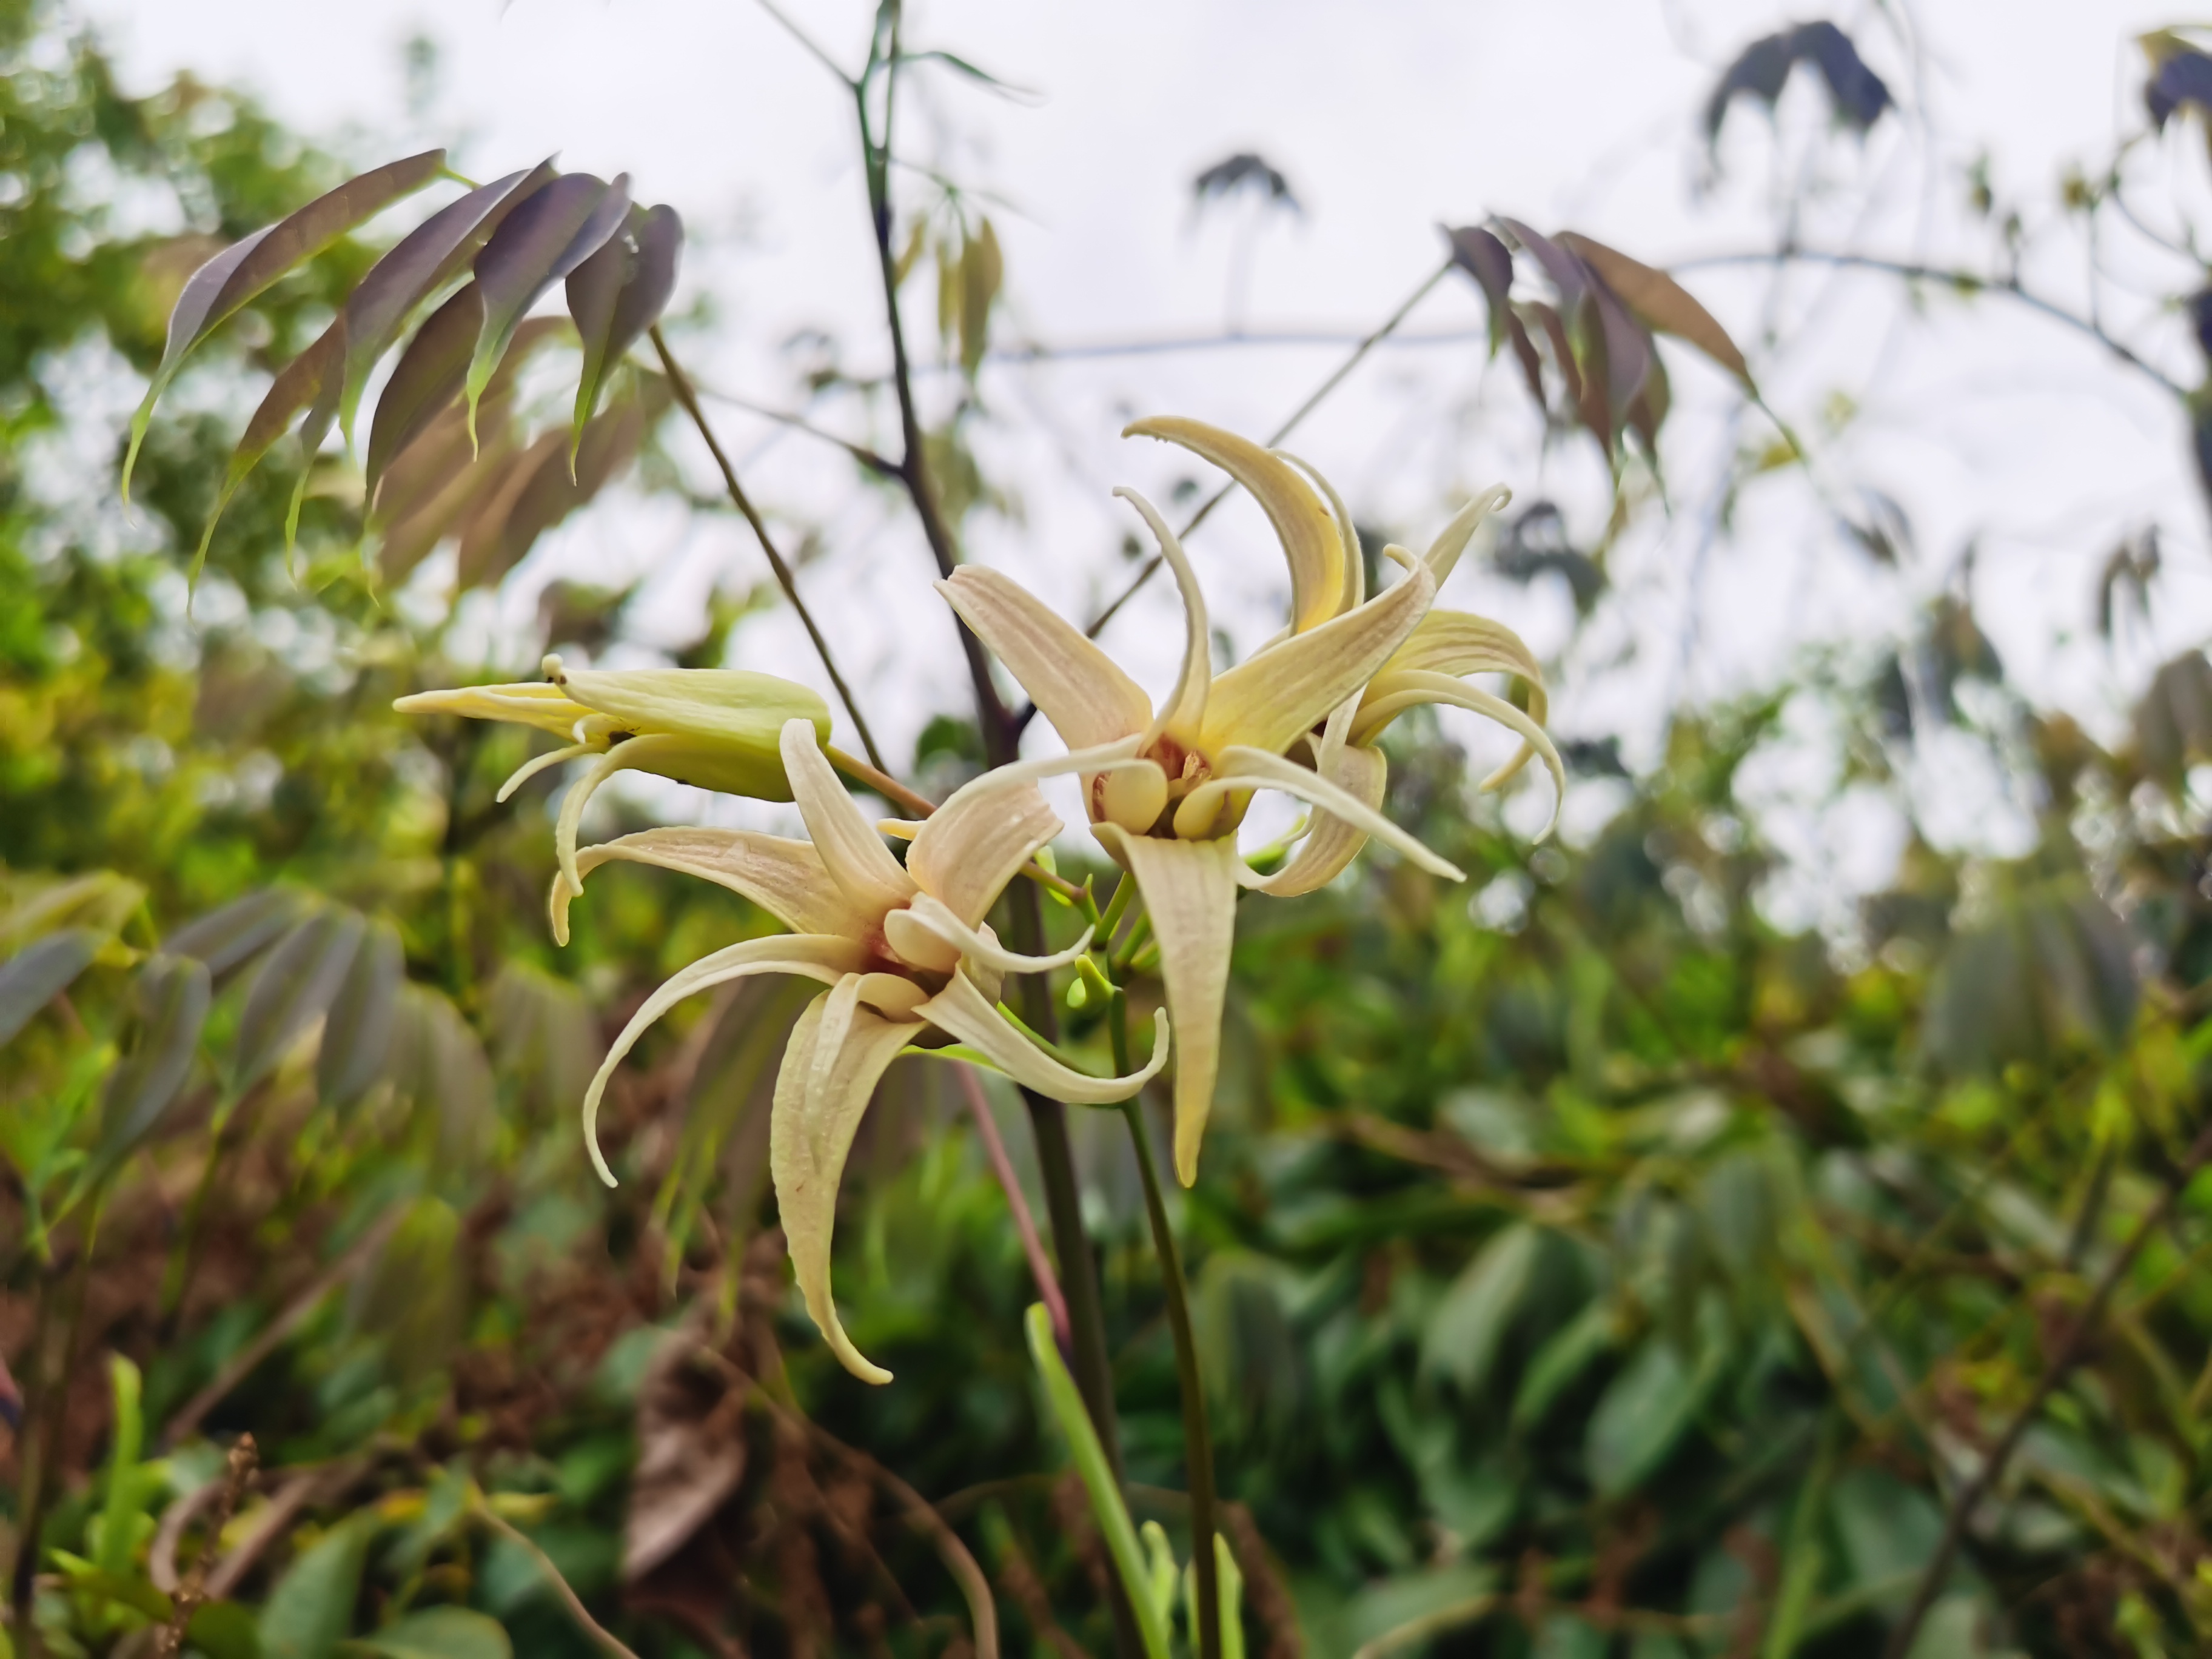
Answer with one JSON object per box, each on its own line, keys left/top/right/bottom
{"left": 71, "top": 0, "right": 2212, "bottom": 917}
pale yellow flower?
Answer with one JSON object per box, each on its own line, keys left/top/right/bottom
{"left": 934, "top": 417, "right": 1555, "bottom": 1184}
{"left": 558, "top": 719, "right": 1168, "bottom": 1384}
{"left": 396, "top": 654, "right": 831, "bottom": 892}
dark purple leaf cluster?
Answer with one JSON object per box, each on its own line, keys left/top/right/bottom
{"left": 1704, "top": 19, "right": 1892, "bottom": 141}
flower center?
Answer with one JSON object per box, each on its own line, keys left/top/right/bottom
{"left": 1090, "top": 738, "right": 1241, "bottom": 841}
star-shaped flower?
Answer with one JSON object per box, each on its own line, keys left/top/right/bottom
{"left": 560, "top": 719, "right": 1168, "bottom": 1383}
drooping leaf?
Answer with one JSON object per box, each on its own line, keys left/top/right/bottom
{"left": 1586, "top": 1337, "right": 1701, "bottom": 1498}
{"left": 0, "top": 927, "right": 102, "bottom": 1048}
{"left": 1556, "top": 230, "right": 1752, "bottom": 385}
{"left": 1585, "top": 278, "right": 1652, "bottom": 441}
{"left": 347, "top": 1195, "right": 466, "bottom": 1385}
{"left": 345, "top": 1608, "right": 512, "bottom": 1659}
{"left": 959, "top": 216, "right": 1002, "bottom": 380}
{"left": 230, "top": 911, "right": 364, "bottom": 1096}
{"left": 1497, "top": 218, "right": 1588, "bottom": 313}
{"left": 124, "top": 150, "right": 448, "bottom": 497}
{"left": 458, "top": 376, "right": 667, "bottom": 588}
{"left": 364, "top": 283, "right": 484, "bottom": 500}
{"left": 337, "top": 160, "right": 559, "bottom": 447}
{"left": 372, "top": 423, "right": 523, "bottom": 583}
{"left": 1191, "top": 152, "right": 1301, "bottom": 212}
{"left": 260, "top": 1517, "right": 372, "bottom": 1659}
{"left": 454, "top": 429, "right": 568, "bottom": 589}
{"left": 1510, "top": 1300, "right": 1615, "bottom": 1432}
{"left": 387, "top": 987, "right": 496, "bottom": 1171}
{"left": 464, "top": 172, "right": 629, "bottom": 435}
{"left": 1705, "top": 22, "right": 1891, "bottom": 142}
{"left": 486, "top": 961, "right": 602, "bottom": 1120}
{"left": 567, "top": 203, "right": 682, "bottom": 464}
{"left": 1445, "top": 223, "right": 1515, "bottom": 357}
{"left": 190, "top": 320, "right": 345, "bottom": 583}
{"left": 2136, "top": 649, "right": 2212, "bottom": 786}
{"left": 166, "top": 888, "right": 308, "bottom": 983}
{"left": 318, "top": 919, "right": 403, "bottom": 1109}
{"left": 92, "top": 954, "right": 212, "bottom": 1178}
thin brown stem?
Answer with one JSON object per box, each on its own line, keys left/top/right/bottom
{"left": 1074, "top": 256, "right": 1454, "bottom": 649}
{"left": 1880, "top": 1121, "right": 2212, "bottom": 1658}
{"left": 824, "top": 743, "right": 937, "bottom": 819}
{"left": 152, "top": 1434, "right": 256, "bottom": 1658}
{"left": 476, "top": 1501, "right": 643, "bottom": 1659}
{"left": 649, "top": 325, "right": 890, "bottom": 774}
{"left": 957, "top": 1065, "right": 1071, "bottom": 1352}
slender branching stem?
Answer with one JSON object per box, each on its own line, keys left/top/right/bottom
{"left": 648, "top": 326, "right": 891, "bottom": 774}
{"left": 475, "top": 1500, "right": 643, "bottom": 1659}
{"left": 825, "top": 743, "right": 937, "bottom": 818}
{"left": 1881, "top": 1120, "right": 2212, "bottom": 1658}
{"left": 1073, "top": 256, "right": 1455, "bottom": 651}
{"left": 1109, "top": 984, "right": 1223, "bottom": 1659}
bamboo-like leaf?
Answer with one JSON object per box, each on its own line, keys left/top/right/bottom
{"left": 1586, "top": 278, "right": 1652, "bottom": 440}
{"left": 0, "top": 928, "right": 102, "bottom": 1048}
{"left": 336, "top": 159, "right": 558, "bottom": 447}
{"left": 166, "top": 888, "right": 304, "bottom": 983}
{"left": 1556, "top": 230, "right": 1752, "bottom": 385}
{"left": 464, "top": 172, "right": 629, "bottom": 435}
{"left": 454, "top": 428, "right": 567, "bottom": 589}
{"left": 92, "top": 955, "right": 211, "bottom": 1179}
{"left": 190, "top": 320, "right": 345, "bottom": 583}
{"left": 374, "top": 423, "right": 523, "bottom": 583}
{"left": 364, "top": 283, "right": 483, "bottom": 499}
{"left": 230, "top": 911, "right": 364, "bottom": 1096}
{"left": 463, "top": 377, "right": 665, "bottom": 588}
{"left": 959, "top": 217, "right": 1002, "bottom": 380}
{"left": 318, "top": 919, "right": 402, "bottom": 1109}
{"left": 566, "top": 203, "right": 682, "bottom": 466}
{"left": 124, "top": 149, "right": 447, "bottom": 497}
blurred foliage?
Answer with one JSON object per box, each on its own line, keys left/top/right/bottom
{"left": 7, "top": 4, "right": 2212, "bottom": 1659}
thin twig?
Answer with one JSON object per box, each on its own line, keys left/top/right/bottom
{"left": 649, "top": 326, "right": 891, "bottom": 774}
{"left": 956, "top": 1065, "right": 1071, "bottom": 1352}
{"left": 697, "top": 385, "right": 902, "bottom": 478}
{"left": 825, "top": 743, "right": 938, "bottom": 819}
{"left": 476, "top": 1500, "right": 644, "bottom": 1659}
{"left": 152, "top": 1435, "right": 256, "bottom": 1658}
{"left": 1075, "top": 256, "right": 1455, "bottom": 648}
{"left": 1880, "top": 1121, "right": 2212, "bottom": 1658}
{"left": 1671, "top": 247, "right": 2188, "bottom": 398}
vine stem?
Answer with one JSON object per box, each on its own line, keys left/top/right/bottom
{"left": 1880, "top": 1120, "right": 2212, "bottom": 1658}
{"left": 1110, "top": 985, "right": 1223, "bottom": 1659}
{"left": 648, "top": 325, "right": 890, "bottom": 776}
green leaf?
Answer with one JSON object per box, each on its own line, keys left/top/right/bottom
{"left": 566, "top": 203, "right": 681, "bottom": 468}
{"left": 54, "top": 1563, "right": 172, "bottom": 1621}
{"left": 958, "top": 217, "right": 1002, "bottom": 380}
{"left": 95, "top": 1355, "right": 145, "bottom": 1579}
{"left": 463, "top": 173, "right": 629, "bottom": 438}
{"left": 189, "top": 1600, "right": 265, "bottom": 1659}
{"left": 260, "top": 1518, "right": 371, "bottom": 1659}
{"left": 318, "top": 919, "right": 403, "bottom": 1110}
{"left": 92, "top": 954, "right": 212, "bottom": 1181}
{"left": 0, "top": 928, "right": 102, "bottom": 1048}
{"left": 1024, "top": 1303, "right": 1170, "bottom": 1659}
{"left": 343, "top": 1609, "right": 511, "bottom": 1659}
{"left": 124, "top": 150, "right": 447, "bottom": 498}
{"left": 1421, "top": 1222, "right": 1538, "bottom": 1392}
{"left": 230, "top": 911, "right": 364, "bottom": 1097}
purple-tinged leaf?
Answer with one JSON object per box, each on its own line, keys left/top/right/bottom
{"left": 1444, "top": 224, "right": 1515, "bottom": 357}
{"left": 567, "top": 203, "right": 682, "bottom": 468}
{"left": 1795, "top": 21, "right": 1891, "bottom": 131}
{"left": 365, "top": 283, "right": 484, "bottom": 498}
{"left": 1497, "top": 218, "right": 1588, "bottom": 313}
{"left": 1557, "top": 230, "right": 1752, "bottom": 386}
{"left": 93, "top": 955, "right": 212, "bottom": 1180}
{"left": 123, "top": 149, "right": 447, "bottom": 498}
{"left": 166, "top": 888, "right": 305, "bottom": 983}
{"left": 1503, "top": 310, "right": 1545, "bottom": 407}
{"left": 1518, "top": 300, "right": 1581, "bottom": 409}
{"left": 230, "top": 911, "right": 364, "bottom": 1097}
{"left": 468, "top": 377, "right": 668, "bottom": 586}
{"left": 1703, "top": 30, "right": 1794, "bottom": 139}
{"left": 0, "top": 928, "right": 102, "bottom": 1048}
{"left": 464, "top": 172, "right": 629, "bottom": 434}
{"left": 1587, "top": 280, "right": 1653, "bottom": 434}
{"left": 318, "top": 919, "right": 402, "bottom": 1110}
{"left": 375, "top": 427, "right": 523, "bottom": 583}
{"left": 1569, "top": 298, "right": 1613, "bottom": 455}
{"left": 335, "top": 159, "right": 558, "bottom": 449}
{"left": 455, "top": 429, "right": 571, "bottom": 589}
{"left": 189, "top": 321, "right": 345, "bottom": 585}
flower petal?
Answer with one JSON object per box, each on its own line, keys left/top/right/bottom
{"left": 1421, "top": 485, "right": 1512, "bottom": 586}
{"left": 1198, "top": 555, "right": 1435, "bottom": 758}
{"left": 1091, "top": 825, "right": 1241, "bottom": 1185}
{"left": 1124, "top": 416, "right": 1344, "bottom": 635}
{"left": 917, "top": 965, "right": 1168, "bottom": 1105}
{"left": 902, "top": 893, "right": 1094, "bottom": 974}
{"left": 935, "top": 567, "right": 1152, "bottom": 751}
{"left": 772, "top": 988, "right": 925, "bottom": 1384}
{"left": 907, "top": 779, "right": 1062, "bottom": 928}
{"left": 780, "top": 719, "right": 917, "bottom": 917}
{"left": 549, "top": 658, "right": 831, "bottom": 759}
{"left": 498, "top": 741, "right": 598, "bottom": 805}
{"left": 1198, "top": 744, "right": 1464, "bottom": 881}
{"left": 1351, "top": 674, "right": 1564, "bottom": 836}
{"left": 1243, "top": 739, "right": 1389, "bottom": 898}
{"left": 1114, "top": 487, "right": 1211, "bottom": 746}
{"left": 1275, "top": 449, "right": 1365, "bottom": 616}
{"left": 1376, "top": 608, "right": 1545, "bottom": 683}
{"left": 581, "top": 933, "right": 867, "bottom": 1186}
{"left": 930, "top": 734, "right": 1149, "bottom": 825}
{"left": 394, "top": 681, "right": 591, "bottom": 737}
{"left": 548, "top": 825, "right": 869, "bottom": 947}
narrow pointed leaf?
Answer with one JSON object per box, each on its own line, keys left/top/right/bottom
{"left": 1498, "top": 218, "right": 1589, "bottom": 312}
{"left": 166, "top": 888, "right": 306, "bottom": 982}
{"left": 318, "top": 919, "right": 403, "bottom": 1108}
{"left": 126, "top": 150, "right": 447, "bottom": 495}
{"left": 338, "top": 159, "right": 558, "bottom": 446}
{"left": 231, "top": 911, "right": 364, "bottom": 1096}
{"left": 190, "top": 321, "right": 345, "bottom": 583}
{"left": 0, "top": 928, "right": 102, "bottom": 1048}
{"left": 93, "top": 955, "right": 212, "bottom": 1178}
{"left": 347, "top": 1607, "right": 512, "bottom": 1659}
{"left": 365, "top": 282, "right": 483, "bottom": 498}
{"left": 1446, "top": 224, "right": 1515, "bottom": 357}
{"left": 465, "top": 172, "right": 629, "bottom": 432}
{"left": 1557, "top": 230, "right": 1751, "bottom": 385}
{"left": 465, "top": 375, "right": 666, "bottom": 586}
{"left": 568, "top": 203, "right": 682, "bottom": 461}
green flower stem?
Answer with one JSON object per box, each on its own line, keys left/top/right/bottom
{"left": 1110, "top": 985, "right": 1224, "bottom": 1659}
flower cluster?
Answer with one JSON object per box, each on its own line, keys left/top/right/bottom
{"left": 400, "top": 417, "right": 1559, "bottom": 1382}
